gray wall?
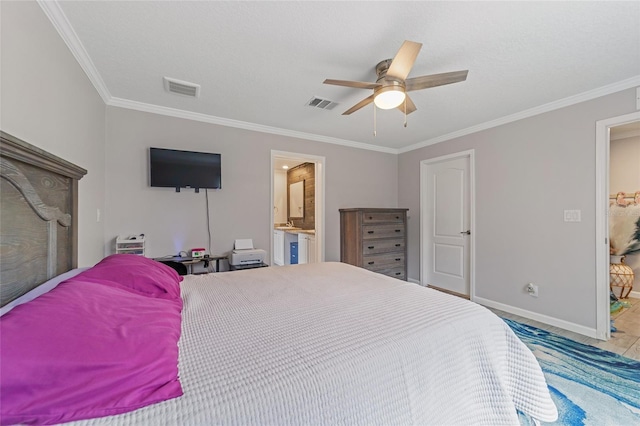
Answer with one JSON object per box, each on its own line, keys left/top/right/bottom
{"left": 104, "top": 107, "right": 399, "bottom": 262}
{"left": 1, "top": 1, "right": 106, "bottom": 267}
{"left": 398, "top": 88, "right": 638, "bottom": 330}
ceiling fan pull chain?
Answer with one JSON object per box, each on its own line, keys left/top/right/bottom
{"left": 373, "top": 104, "right": 377, "bottom": 137}
{"left": 404, "top": 98, "right": 408, "bottom": 128}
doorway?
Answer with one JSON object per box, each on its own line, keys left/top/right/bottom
{"left": 270, "top": 150, "right": 325, "bottom": 266}
{"left": 420, "top": 150, "right": 475, "bottom": 298}
{"left": 595, "top": 111, "right": 640, "bottom": 340}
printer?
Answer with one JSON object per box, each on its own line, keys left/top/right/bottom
{"left": 229, "top": 239, "right": 266, "bottom": 266}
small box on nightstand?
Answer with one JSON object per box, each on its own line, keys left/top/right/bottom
{"left": 191, "top": 248, "right": 206, "bottom": 258}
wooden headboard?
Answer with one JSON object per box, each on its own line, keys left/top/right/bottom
{"left": 0, "top": 131, "right": 87, "bottom": 307}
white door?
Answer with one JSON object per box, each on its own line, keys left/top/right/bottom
{"left": 422, "top": 154, "right": 472, "bottom": 296}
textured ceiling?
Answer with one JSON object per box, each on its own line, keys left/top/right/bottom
{"left": 50, "top": 1, "right": 640, "bottom": 152}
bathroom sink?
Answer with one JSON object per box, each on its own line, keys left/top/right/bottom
{"left": 275, "top": 226, "right": 302, "bottom": 231}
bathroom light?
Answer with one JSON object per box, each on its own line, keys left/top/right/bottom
{"left": 282, "top": 165, "right": 289, "bottom": 170}
{"left": 374, "top": 86, "right": 406, "bottom": 110}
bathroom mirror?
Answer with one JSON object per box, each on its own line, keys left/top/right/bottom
{"left": 289, "top": 181, "right": 304, "bottom": 218}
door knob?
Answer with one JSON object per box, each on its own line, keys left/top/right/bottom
{"left": 460, "top": 230, "right": 471, "bottom": 235}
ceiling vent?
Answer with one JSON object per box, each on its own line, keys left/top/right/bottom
{"left": 306, "top": 97, "right": 338, "bottom": 110}
{"left": 163, "top": 77, "right": 200, "bottom": 97}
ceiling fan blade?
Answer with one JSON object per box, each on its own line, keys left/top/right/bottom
{"left": 386, "top": 40, "right": 422, "bottom": 81}
{"left": 396, "top": 94, "right": 417, "bottom": 114}
{"left": 405, "top": 70, "right": 468, "bottom": 91}
{"left": 323, "top": 79, "right": 381, "bottom": 90}
{"left": 342, "top": 94, "right": 375, "bottom": 115}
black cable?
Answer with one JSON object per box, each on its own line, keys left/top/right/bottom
{"left": 205, "top": 189, "right": 213, "bottom": 271}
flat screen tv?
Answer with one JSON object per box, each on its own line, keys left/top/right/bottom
{"left": 150, "top": 147, "right": 221, "bottom": 191}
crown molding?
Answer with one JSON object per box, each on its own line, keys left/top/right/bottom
{"left": 107, "top": 97, "right": 397, "bottom": 154}
{"left": 37, "top": 0, "right": 111, "bottom": 104}
{"left": 109, "top": 76, "right": 638, "bottom": 155}
{"left": 399, "top": 75, "right": 640, "bottom": 154}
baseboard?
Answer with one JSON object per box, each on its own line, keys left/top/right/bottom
{"left": 629, "top": 290, "right": 640, "bottom": 299}
{"left": 408, "top": 278, "right": 421, "bottom": 285}
{"left": 473, "top": 296, "right": 599, "bottom": 339}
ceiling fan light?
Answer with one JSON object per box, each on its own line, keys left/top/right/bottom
{"left": 374, "top": 87, "right": 406, "bottom": 109}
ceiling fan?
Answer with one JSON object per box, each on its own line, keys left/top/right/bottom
{"left": 324, "top": 40, "right": 468, "bottom": 116}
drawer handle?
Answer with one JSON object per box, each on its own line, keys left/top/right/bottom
{"left": 396, "top": 216, "right": 400, "bottom": 219}
{"left": 395, "top": 272, "right": 401, "bottom": 276}
{"left": 395, "top": 258, "right": 401, "bottom": 261}
{"left": 368, "top": 231, "right": 374, "bottom": 234}
{"left": 368, "top": 261, "right": 375, "bottom": 265}
{"left": 395, "top": 244, "right": 401, "bottom": 247}
{"left": 368, "top": 216, "right": 373, "bottom": 220}
{"left": 368, "top": 246, "right": 375, "bottom": 249}
{"left": 395, "top": 229, "right": 401, "bottom": 233}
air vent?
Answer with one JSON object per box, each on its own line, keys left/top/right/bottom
{"left": 163, "top": 77, "right": 200, "bottom": 97}
{"left": 306, "top": 97, "right": 338, "bottom": 110}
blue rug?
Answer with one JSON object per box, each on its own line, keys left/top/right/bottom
{"left": 504, "top": 318, "right": 640, "bottom": 425}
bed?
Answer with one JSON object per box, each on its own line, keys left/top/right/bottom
{"left": 0, "top": 132, "right": 557, "bottom": 425}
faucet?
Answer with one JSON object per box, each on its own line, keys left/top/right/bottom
{"left": 286, "top": 220, "right": 294, "bottom": 227}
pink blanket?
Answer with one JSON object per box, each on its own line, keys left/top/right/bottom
{"left": 1, "top": 255, "right": 183, "bottom": 425}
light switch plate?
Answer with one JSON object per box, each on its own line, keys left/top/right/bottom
{"left": 564, "top": 209, "right": 581, "bottom": 222}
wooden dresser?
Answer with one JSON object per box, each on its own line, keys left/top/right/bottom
{"left": 339, "top": 208, "right": 408, "bottom": 280}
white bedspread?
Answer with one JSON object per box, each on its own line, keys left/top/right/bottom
{"left": 76, "top": 262, "right": 556, "bottom": 425}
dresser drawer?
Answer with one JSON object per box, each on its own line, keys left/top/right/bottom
{"left": 362, "top": 253, "right": 405, "bottom": 270}
{"left": 362, "top": 211, "right": 405, "bottom": 224}
{"left": 362, "top": 224, "right": 405, "bottom": 239}
{"left": 378, "top": 267, "right": 406, "bottom": 280}
{"left": 362, "top": 239, "right": 405, "bottom": 255}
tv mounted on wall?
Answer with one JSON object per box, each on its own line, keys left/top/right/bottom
{"left": 149, "top": 147, "right": 221, "bottom": 192}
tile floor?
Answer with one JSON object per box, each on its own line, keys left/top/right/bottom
{"left": 491, "top": 297, "right": 640, "bottom": 361}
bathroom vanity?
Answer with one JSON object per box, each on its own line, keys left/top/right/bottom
{"left": 273, "top": 227, "right": 316, "bottom": 266}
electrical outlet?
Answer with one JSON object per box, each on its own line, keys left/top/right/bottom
{"left": 526, "top": 282, "right": 539, "bottom": 297}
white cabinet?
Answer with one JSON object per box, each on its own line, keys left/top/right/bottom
{"left": 308, "top": 235, "right": 316, "bottom": 263}
{"left": 298, "top": 233, "right": 308, "bottom": 264}
{"left": 116, "top": 235, "right": 145, "bottom": 256}
{"left": 298, "top": 233, "right": 316, "bottom": 264}
{"left": 273, "top": 230, "right": 284, "bottom": 265}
